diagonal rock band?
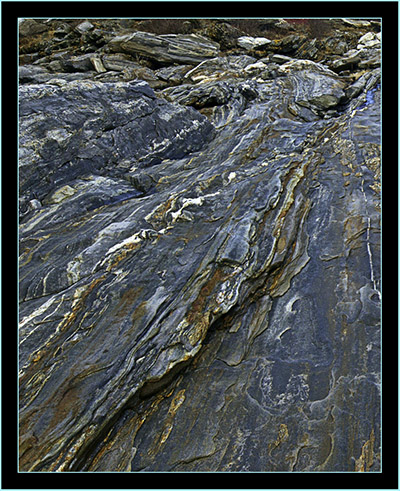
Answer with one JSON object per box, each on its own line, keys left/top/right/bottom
{"left": 19, "top": 18, "right": 381, "bottom": 472}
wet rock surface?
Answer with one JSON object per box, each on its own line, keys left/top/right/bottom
{"left": 19, "top": 18, "right": 381, "bottom": 472}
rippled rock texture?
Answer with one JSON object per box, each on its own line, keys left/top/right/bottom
{"left": 19, "top": 18, "right": 381, "bottom": 472}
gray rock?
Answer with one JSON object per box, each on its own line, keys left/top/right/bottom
{"left": 19, "top": 19, "right": 381, "bottom": 474}
{"left": 237, "top": 36, "right": 271, "bottom": 50}
{"left": 75, "top": 21, "right": 94, "bottom": 34}
{"left": 101, "top": 53, "right": 144, "bottom": 72}
{"left": 90, "top": 55, "right": 106, "bottom": 73}
{"left": 19, "top": 19, "right": 47, "bottom": 37}
{"left": 268, "top": 34, "right": 306, "bottom": 55}
{"left": 270, "top": 54, "right": 294, "bottom": 64}
{"left": 108, "top": 31, "right": 220, "bottom": 65}
{"left": 19, "top": 65, "right": 53, "bottom": 84}
{"left": 182, "top": 55, "right": 257, "bottom": 83}
{"left": 63, "top": 53, "right": 95, "bottom": 72}
{"left": 323, "top": 36, "right": 349, "bottom": 56}
{"left": 100, "top": 54, "right": 163, "bottom": 85}
{"left": 344, "top": 69, "right": 380, "bottom": 101}
{"left": 359, "top": 55, "right": 381, "bottom": 69}
{"left": 330, "top": 54, "right": 361, "bottom": 72}
{"left": 28, "top": 199, "right": 42, "bottom": 210}
{"left": 276, "top": 60, "right": 346, "bottom": 116}
{"left": 341, "top": 18, "right": 371, "bottom": 28}
{"left": 162, "top": 81, "right": 233, "bottom": 108}
{"left": 155, "top": 64, "right": 194, "bottom": 85}
{"left": 357, "top": 32, "right": 380, "bottom": 50}
{"left": 243, "top": 61, "right": 268, "bottom": 74}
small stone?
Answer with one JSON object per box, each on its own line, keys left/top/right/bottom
{"left": 341, "top": 19, "right": 371, "bottom": 27}
{"left": 358, "top": 32, "right": 376, "bottom": 44}
{"left": 46, "top": 185, "right": 77, "bottom": 204}
{"left": 357, "top": 32, "right": 380, "bottom": 50}
{"left": 330, "top": 55, "right": 361, "bottom": 72}
{"left": 237, "top": 36, "right": 271, "bottom": 50}
{"left": 243, "top": 61, "right": 267, "bottom": 74}
{"left": 28, "top": 199, "right": 42, "bottom": 210}
{"left": 90, "top": 55, "right": 107, "bottom": 73}
{"left": 270, "top": 54, "right": 294, "bottom": 64}
{"left": 359, "top": 56, "right": 381, "bottom": 69}
{"left": 19, "top": 19, "right": 47, "bottom": 37}
{"left": 75, "top": 21, "right": 94, "bottom": 34}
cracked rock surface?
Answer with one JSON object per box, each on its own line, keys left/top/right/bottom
{"left": 19, "top": 18, "right": 381, "bottom": 472}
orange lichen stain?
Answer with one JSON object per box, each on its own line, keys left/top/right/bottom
{"left": 167, "top": 389, "right": 186, "bottom": 417}
{"left": 19, "top": 234, "right": 51, "bottom": 267}
{"left": 41, "top": 445, "right": 70, "bottom": 472}
{"left": 146, "top": 196, "right": 177, "bottom": 226}
{"left": 111, "top": 286, "right": 143, "bottom": 322}
{"left": 51, "top": 425, "right": 97, "bottom": 472}
{"left": 268, "top": 240, "right": 296, "bottom": 295}
{"left": 19, "top": 429, "right": 39, "bottom": 464}
{"left": 130, "top": 300, "right": 148, "bottom": 326}
{"left": 52, "top": 382, "right": 82, "bottom": 423}
{"left": 106, "top": 242, "right": 141, "bottom": 271}
{"left": 86, "top": 384, "right": 177, "bottom": 471}
{"left": 344, "top": 215, "right": 365, "bottom": 245}
{"left": 187, "top": 311, "right": 211, "bottom": 346}
{"left": 21, "top": 397, "right": 94, "bottom": 472}
{"left": 185, "top": 267, "right": 227, "bottom": 346}
{"left": 19, "top": 276, "right": 106, "bottom": 420}
{"left": 88, "top": 414, "right": 147, "bottom": 471}
{"left": 269, "top": 423, "right": 289, "bottom": 455}
{"left": 271, "top": 159, "right": 310, "bottom": 247}
{"left": 187, "top": 267, "right": 226, "bottom": 322}
{"left": 276, "top": 235, "right": 287, "bottom": 254}
{"left": 31, "top": 351, "right": 43, "bottom": 363}
{"left": 58, "top": 275, "right": 106, "bottom": 333}
{"left": 355, "top": 429, "right": 375, "bottom": 472}
{"left": 149, "top": 389, "right": 186, "bottom": 456}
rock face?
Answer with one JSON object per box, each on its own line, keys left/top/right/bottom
{"left": 18, "top": 80, "right": 213, "bottom": 219}
{"left": 19, "top": 19, "right": 381, "bottom": 472}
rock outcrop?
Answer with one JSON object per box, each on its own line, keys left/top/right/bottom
{"left": 19, "top": 18, "right": 381, "bottom": 472}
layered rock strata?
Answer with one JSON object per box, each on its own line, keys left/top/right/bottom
{"left": 19, "top": 18, "right": 381, "bottom": 472}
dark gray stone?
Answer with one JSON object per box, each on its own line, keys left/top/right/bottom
{"left": 330, "top": 54, "right": 361, "bottom": 72}
{"left": 19, "top": 80, "right": 214, "bottom": 218}
{"left": 19, "top": 19, "right": 381, "bottom": 474}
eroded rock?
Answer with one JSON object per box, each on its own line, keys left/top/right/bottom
{"left": 19, "top": 18, "right": 381, "bottom": 474}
